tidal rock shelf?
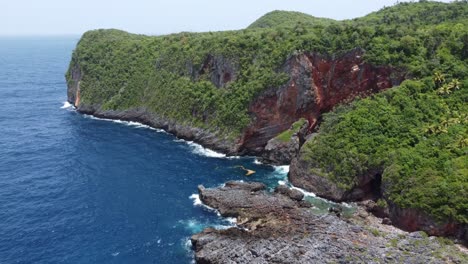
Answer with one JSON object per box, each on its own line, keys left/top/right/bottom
{"left": 191, "top": 181, "right": 467, "bottom": 264}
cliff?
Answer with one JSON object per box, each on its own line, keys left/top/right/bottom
{"left": 240, "top": 48, "right": 404, "bottom": 154}
{"left": 68, "top": 47, "right": 402, "bottom": 155}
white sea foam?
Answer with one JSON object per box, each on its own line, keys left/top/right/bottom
{"left": 187, "top": 141, "right": 226, "bottom": 158}
{"left": 111, "top": 252, "right": 120, "bottom": 257}
{"left": 60, "top": 101, "right": 74, "bottom": 109}
{"left": 225, "top": 217, "right": 237, "bottom": 225}
{"left": 83, "top": 114, "right": 167, "bottom": 133}
{"left": 183, "top": 238, "right": 192, "bottom": 250}
{"left": 184, "top": 219, "right": 203, "bottom": 232}
{"left": 82, "top": 114, "right": 230, "bottom": 159}
{"left": 188, "top": 194, "right": 238, "bottom": 229}
{"left": 284, "top": 180, "right": 352, "bottom": 207}
{"left": 253, "top": 158, "right": 263, "bottom": 165}
{"left": 189, "top": 194, "right": 202, "bottom": 206}
{"left": 340, "top": 202, "right": 354, "bottom": 208}
{"left": 274, "top": 165, "right": 290, "bottom": 174}
{"left": 291, "top": 186, "right": 317, "bottom": 197}
{"left": 182, "top": 238, "right": 197, "bottom": 264}
{"left": 189, "top": 193, "right": 219, "bottom": 213}
{"left": 278, "top": 180, "right": 287, "bottom": 186}
{"left": 277, "top": 179, "right": 317, "bottom": 198}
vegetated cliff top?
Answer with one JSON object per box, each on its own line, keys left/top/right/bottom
{"left": 355, "top": 0, "right": 468, "bottom": 26}
{"left": 247, "top": 10, "right": 335, "bottom": 29}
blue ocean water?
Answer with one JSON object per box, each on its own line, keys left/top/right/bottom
{"left": 0, "top": 37, "right": 292, "bottom": 263}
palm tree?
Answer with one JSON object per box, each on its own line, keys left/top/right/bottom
{"left": 433, "top": 72, "right": 445, "bottom": 87}
{"left": 450, "top": 79, "right": 461, "bottom": 90}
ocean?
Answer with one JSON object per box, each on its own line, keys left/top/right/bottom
{"left": 0, "top": 36, "right": 292, "bottom": 263}
{"left": 0, "top": 37, "right": 344, "bottom": 263}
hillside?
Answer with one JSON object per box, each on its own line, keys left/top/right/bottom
{"left": 247, "top": 10, "right": 334, "bottom": 29}
{"left": 66, "top": 0, "right": 468, "bottom": 240}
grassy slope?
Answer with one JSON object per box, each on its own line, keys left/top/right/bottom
{"left": 67, "top": 1, "right": 468, "bottom": 222}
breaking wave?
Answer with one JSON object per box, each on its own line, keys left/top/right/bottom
{"left": 186, "top": 141, "right": 226, "bottom": 158}
{"left": 60, "top": 101, "right": 74, "bottom": 109}
{"left": 82, "top": 114, "right": 167, "bottom": 133}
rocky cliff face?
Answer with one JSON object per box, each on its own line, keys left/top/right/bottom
{"left": 289, "top": 157, "right": 383, "bottom": 202}
{"left": 67, "top": 63, "right": 81, "bottom": 107}
{"left": 195, "top": 54, "right": 238, "bottom": 88}
{"left": 388, "top": 203, "right": 468, "bottom": 242}
{"left": 290, "top": 144, "right": 468, "bottom": 242}
{"left": 240, "top": 48, "right": 404, "bottom": 154}
{"left": 260, "top": 120, "right": 310, "bottom": 165}
{"left": 68, "top": 48, "right": 403, "bottom": 155}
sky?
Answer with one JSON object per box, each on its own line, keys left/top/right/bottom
{"left": 1, "top": 0, "right": 453, "bottom": 36}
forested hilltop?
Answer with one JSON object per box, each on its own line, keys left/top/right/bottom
{"left": 67, "top": 1, "right": 467, "bottom": 239}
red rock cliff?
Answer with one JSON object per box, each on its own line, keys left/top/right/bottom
{"left": 240, "top": 48, "right": 404, "bottom": 154}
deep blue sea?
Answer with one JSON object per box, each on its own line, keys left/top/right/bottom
{"left": 0, "top": 37, "right": 296, "bottom": 263}
{"left": 0, "top": 37, "right": 346, "bottom": 264}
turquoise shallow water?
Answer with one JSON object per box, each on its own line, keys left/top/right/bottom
{"left": 0, "top": 37, "right": 296, "bottom": 263}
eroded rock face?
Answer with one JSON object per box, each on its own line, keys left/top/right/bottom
{"left": 289, "top": 157, "right": 383, "bottom": 202}
{"left": 68, "top": 48, "right": 403, "bottom": 155}
{"left": 261, "top": 120, "right": 309, "bottom": 165}
{"left": 240, "top": 48, "right": 404, "bottom": 154}
{"left": 67, "top": 63, "right": 81, "bottom": 106}
{"left": 290, "top": 157, "right": 468, "bottom": 242}
{"left": 191, "top": 182, "right": 466, "bottom": 264}
{"left": 388, "top": 203, "right": 468, "bottom": 242}
{"left": 196, "top": 54, "right": 238, "bottom": 88}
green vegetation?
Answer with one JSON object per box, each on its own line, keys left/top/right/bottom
{"left": 275, "top": 118, "right": 307, "bottom": 142}
{"left": 376, "top": 198, "right": 388, "bottom": 208}
{"left": 67, "top": 1, "right": 468, "bottom": 223}
{"left": 302, "top": 76, "right": 467, "bottom": 223}
{"left": 300, "top": 1, "right": 468, "bottom": 223}
{"left": 247, "top": 10, "right": 334, "bottom": 29}
{"left": 368, "top": 227, "right": 382, "bottom": 237}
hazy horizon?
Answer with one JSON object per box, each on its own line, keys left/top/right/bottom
{"left": 2, "top": 0, "right": 453, "bottom": 36}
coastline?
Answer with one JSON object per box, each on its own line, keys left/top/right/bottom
{"left": 73, "top": 103, "right": 242, "bottom": 155}
{"left": 66, "top": 103, "right": 467, "bottom": 263}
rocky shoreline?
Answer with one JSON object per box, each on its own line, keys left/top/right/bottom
{"left": 74, "top": 104, "right": 241, "bottom": 155}
{"left": 71, "top": 108, "right": 467, "bottom": 263}
{"left": 191, "top": 182, "right": 467, "bottom": 264}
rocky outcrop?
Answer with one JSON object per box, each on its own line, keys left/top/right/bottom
{"left": 196, "top": 54, "right": 238, "bottom": 88}
{"left": 240, "top": 48, "right": 404, "bottom": 154}
{"left": 290, "top": 157, "right": 468, "bottom": 243}
{"left": 191, "top": 182, "right": 467, "bottom": 263}
{"left": 260, "top": 119, "right": 309, "bottom": 165}
{"left": 289, "top": 157, "right": 383, "bottom": 202}
{"left": 387, "top": 203, "right": 468, "bottom": 242}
